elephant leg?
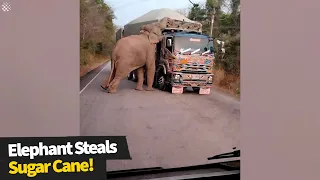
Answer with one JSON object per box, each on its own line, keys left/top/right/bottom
{"left": 107, "top": 76, "right": 121, "bottom": 93}
{"left": 135, "top": 67, "right": 144, "bottom": 91}
{"left": 145, "top": 64, "right": 155, "bottom": 91}
{"left": 101, "top": 60, "right": 115, "bottom": 89}
{"left": 102, "top": 75, "right": 111, "bottom": 89}
{"left": 107, "top": 63, "right": 135, "bottom": 93}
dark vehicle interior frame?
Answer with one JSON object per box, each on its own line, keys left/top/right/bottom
{"left": 107, "top": 149, "right": 240, "bottom": 180}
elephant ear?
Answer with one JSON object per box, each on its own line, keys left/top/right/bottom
{"left": 141, "top": 23, "right": 161, "bottom": 43}
{"left": 140, "top": 29, "right": 149, "bottom": 35}
{"left": 148, "top": 32, "right": 159, "bottom": 44}
{"left": 141, "top": 24, "right": 153, "bottom": 33}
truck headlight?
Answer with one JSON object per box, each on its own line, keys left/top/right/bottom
{"left": 208, "top": 76, "right": 213, "bottom": 83}
{"left": 173, "top": 74, "right": 182, "bottom": 83}
{"left": 179, "top": 76, "right": 183, "bottom": 82}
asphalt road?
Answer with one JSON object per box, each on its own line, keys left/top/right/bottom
{"left": 80, "top": 61, "right": 240, "bottom": 171}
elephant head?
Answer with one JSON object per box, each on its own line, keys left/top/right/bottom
{"left": 140, "top": 23, "right": 163, "bottom": 44}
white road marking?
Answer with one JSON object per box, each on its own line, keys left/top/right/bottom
{"left": 80, "top": 62, "right": 110, "bottom": 94}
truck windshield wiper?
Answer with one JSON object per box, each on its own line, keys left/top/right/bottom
{"left": 180, "top": 48, "right": 192, "bottom": 54}
{"left": 190, "top": 48, "right": 200, "bottom": 54}
{"left": 207, "top": 147, "right": 240, "bottom": 160}
{"left": 201, "top": 50, "right": 210, "bottom": 55}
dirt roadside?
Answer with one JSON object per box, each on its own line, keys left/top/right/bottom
{"left": 212, "top": 68, "right": 240, "bottom": 100}
{"left": 80, "top": 54, "right": 110, "bottom": 78}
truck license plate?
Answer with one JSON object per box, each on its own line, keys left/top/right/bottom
{"left": 191, "top": 74, "right": 200, "bottom": 80}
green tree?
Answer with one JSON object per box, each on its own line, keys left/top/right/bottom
{"left": 187, "top": 0, "right": 241, "bottom": 92}
{"left": 80, "top": 0, "right": 116, "bottom": 66}
{"left": 188, "top": 4, "right": 207, "bottom": 21}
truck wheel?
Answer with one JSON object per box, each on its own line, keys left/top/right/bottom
{"left": 143, "top": 71, "right": 147, "bottom": 85}
{"left": 166, "top": 84, "right": 172, "bottom": 92}
{"left": 132, "top": 72, "right": 138, "bottom": 82}
{"left": 153, "top": 73, "right": 157, "bottom": 87}
{"left": 156, "top": 71, "right": 166, "bottom": 91}
{"left": 127, "top": 72, "right": 133, "bottom": 80}
{"left": 192, "top": 87, "right": 200, "bottom": 93}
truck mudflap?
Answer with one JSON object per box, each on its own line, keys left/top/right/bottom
{"left": 172, "top": 86, "right": 184, "bottom": 94}
{"left": 171, "top": 86, "right": 211, "bottom": 94}
{"left": 199, "top": 87, "right": 211, "bottom": 95}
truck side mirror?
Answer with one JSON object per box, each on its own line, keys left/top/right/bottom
{"left": 166, "top": 39, "right": 172, "bottom": 47}
{"left": 210, "top": 46, "right": 214, "bottom": 53}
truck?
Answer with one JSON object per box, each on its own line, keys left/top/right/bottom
{"left": 120, "top": 8, "right": 215, "bottom": 94}
{"left": 115, "top": 27, "right": 124, "bottom": 42}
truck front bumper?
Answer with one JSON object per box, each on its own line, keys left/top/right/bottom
{"left": 170, "top": 73, "right": 213, "bottom": 87}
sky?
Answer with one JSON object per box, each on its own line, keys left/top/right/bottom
{"left": 105, "top": 0, "right": 208, "bottom": 26}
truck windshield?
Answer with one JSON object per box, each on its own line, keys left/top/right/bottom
{"left": 174, "top": 36, "right": 213, "bottom": 54}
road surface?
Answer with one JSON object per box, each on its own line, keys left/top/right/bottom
{"left": 80, "top": 61, "right": 240, "bottom": 171}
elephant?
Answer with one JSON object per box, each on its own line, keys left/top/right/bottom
{"left": 101, "top": 23, "right": 163, "bottom": 93}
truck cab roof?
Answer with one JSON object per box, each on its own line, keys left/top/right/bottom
{"left": 173, "top": 32, "right": 209, "bottom": 38}
{"left": 164, "top": 32, "right": 212, "bottom": 40}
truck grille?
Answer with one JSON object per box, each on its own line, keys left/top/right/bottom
{"left": 181, "top": 82, "right": 208, "bottom": 86}
{"left": 183, "top": 79, "right": 207, "bottom": 81}
{"left": 178, "top": 64, "right": 212, "bottom": 74}
{"left": 181, "top": 70, "right": 208, "bottom": 74}
{"left": 180, "top": 74, "right": 211, "bottom": 81}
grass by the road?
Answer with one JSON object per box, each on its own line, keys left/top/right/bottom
{"left": 80, "top": 53, "right": 110, "bottom": 77}
{"left": 213, "top": 68, "right": 240, "bottom": 99}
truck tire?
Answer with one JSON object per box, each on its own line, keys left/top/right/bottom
{"left": 132, "top": 71, "right": 138, "bottom": 82}
{"left": 127, "top": 72, "right": 133, "bottom": 80}
{"left": 192, "top": 87, "right": 200, "bottom": 93}
{"left": 155, "top": 70, "right": 167, "bottom": 91}
{"left": 166, "top": 84, "right": 172, "bottom": 93}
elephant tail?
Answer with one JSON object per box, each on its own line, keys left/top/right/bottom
{"left": 105, "top": 59, "right": 116, "bottom": 88}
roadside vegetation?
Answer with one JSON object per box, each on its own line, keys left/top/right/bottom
{"left": 177, "top": 0, "right": 240, "bottom": 97}
{"left": 80, "top": 0, "right": 116, "bottom": 77}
